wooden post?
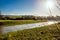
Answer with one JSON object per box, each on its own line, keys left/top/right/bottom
{"left": 0, "top": 11, "right": 2, "bottom": 20}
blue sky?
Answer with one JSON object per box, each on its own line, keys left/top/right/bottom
{"left": 0, "top": 0, "right": 60, "bottom": 16}
{"left": 0, "top": 0, "right": 36, "bottom": 15}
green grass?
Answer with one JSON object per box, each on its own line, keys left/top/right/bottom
{"left": 0, "top": 20, "right": 47, "bottom": 27}
{"left": 0, "top": 24, "right": 60, "bottom": 40}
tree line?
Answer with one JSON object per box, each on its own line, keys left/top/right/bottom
{"left": 0, "top": 15, "right": 60, "bottom": 20}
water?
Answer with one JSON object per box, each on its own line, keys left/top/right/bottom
{"left": 1, "top": 21, "right": 58, "bottom": 34}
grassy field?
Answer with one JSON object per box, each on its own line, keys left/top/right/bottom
{"left": 0, "top": 23, "right": 60, "bottom": 40}
{"left": 0, "top": 20, "right": 47, "bottom": 27}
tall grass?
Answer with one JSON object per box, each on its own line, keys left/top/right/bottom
{"left": 0, "top": 24, "right": 60, "bottom": 40}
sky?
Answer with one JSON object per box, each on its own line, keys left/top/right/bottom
{"left": 0, "top": 0, "right": 60, "bottom": 16}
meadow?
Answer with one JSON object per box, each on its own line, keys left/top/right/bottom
{"left": 0, "top": 20, "right": 47, "bottom": 27}
{"left": 0, "top": 23, "right": 60, "bottom": 40}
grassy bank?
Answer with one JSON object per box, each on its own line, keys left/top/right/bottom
{"left": 0, "top": 24, "right": 60, "bottom": 40}
{"left": 0, "top": 20, "right": 47, "bottom": 27}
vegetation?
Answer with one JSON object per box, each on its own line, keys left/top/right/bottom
{"left": 1, "top": 15, "right": 47, "bottom": 20}
{"left": 0, "top": 20, "right": 47, "bottom": 27}
{"left": 1, "top": 15, "right": 60, "bottom": 20}
{"left": 0, "top": 24, "right": 60, "bottom": 40}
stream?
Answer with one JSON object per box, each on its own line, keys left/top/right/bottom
{"left": 1, "top": 21, "right": 58, "bottom": 34}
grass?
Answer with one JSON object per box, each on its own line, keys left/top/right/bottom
{"left": 0, "top": 23, "right": 60, "bottom": 40}
{"left": 0, "top": 20, "right": 47, "bottom": 27}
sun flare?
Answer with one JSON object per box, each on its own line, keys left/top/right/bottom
{"left": 46, "top": 0, "right": 54, "bottom": 8}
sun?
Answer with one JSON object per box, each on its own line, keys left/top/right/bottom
{"left": 46, "top": 0, "right": 54, "bottom": 8}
